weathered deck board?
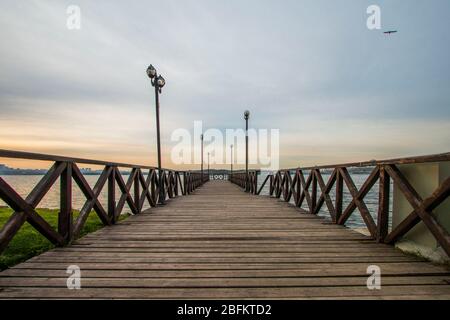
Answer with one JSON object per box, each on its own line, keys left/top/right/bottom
{"left": 0, "top": 181, "right": 449, "bottom": 299}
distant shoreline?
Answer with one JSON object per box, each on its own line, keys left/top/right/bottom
{"left": 0, "top": 173, "right": 103, "bottom": 176}
{"left": 0, "top": 167, "right": 375, "bottom": 176}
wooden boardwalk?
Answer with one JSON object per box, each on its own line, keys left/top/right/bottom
{"left": 0, "top": 181, "right": 449, "bottom": 299}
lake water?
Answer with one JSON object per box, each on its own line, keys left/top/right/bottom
{"left": 1, "top": 173, "right": 391, "bottom": 231}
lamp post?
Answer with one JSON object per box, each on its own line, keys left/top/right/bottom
{"left": 200, "top": 134, "right": 204, "bottom": 183}
{"left": 244, "top": 110, "right": 250, "bottom": 192}
{"left": 230, "top": 144, "right": 233, "bottom": 180}
{"left": 146, "top": 64, "right": 166, "bottom": 205}
{"left": 207, "top": 152, "right": 210, "bottom": 180}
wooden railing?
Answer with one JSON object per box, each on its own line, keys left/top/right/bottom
{"left": 230, "top": 171, "right": 259, "bottom": 194}
{"left": 184, "top": 172, "right": 209, "bottom": 193}
{"left": 0, "top": 149, "right": 206, "bottom": 254}
{"left": 255, "top": 153, "right": 450, "bottom": 256}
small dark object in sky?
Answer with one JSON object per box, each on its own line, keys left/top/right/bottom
{"left": 384, "top": 30, "right": 398, "bottom": 34}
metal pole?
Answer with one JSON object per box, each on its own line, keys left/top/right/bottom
{"left": 155, "top": 81, "right": 165, "bottom": 205}
{"left": 201, "top": 134, "right": 204, "bottom": 183}
{"left": 230, "top": 145, "right": 233, "bottom": 180}
{"left": 245, "top": 116, "right": 249, "bottom": 192}
{"left": 208, "top": 152, "right": 210, "bottom": 179}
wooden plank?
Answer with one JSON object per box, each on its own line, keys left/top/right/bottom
{"left": 2, "top": 264, "right": 448, "bottom": 278}
{"left": 12, "top": 261, "right": 437, "bottom": 270}
{"left": 35, "top": 250, "right": 410, "bottom": 258}
{"left": 4, "top": 264, "right": 448, "bottom": 279}
{"left": 44, "top": 247, "right": 417, "bottom": 254}
{"left": 1, "top": 285, "right": 449, "bottom": 299}
{"left": 1, "top": 276, "right": 448, "bottom": 288}
{"left": 24, "top": 256, "right": 420, "bottom": 264}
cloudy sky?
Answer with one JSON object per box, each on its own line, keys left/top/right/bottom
{"left": 0, "top": 0, "right": 449, "bottom": 169}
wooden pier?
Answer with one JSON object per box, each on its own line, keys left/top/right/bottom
{"left": 0, "top": 181, "right": 449, "bottom": 299}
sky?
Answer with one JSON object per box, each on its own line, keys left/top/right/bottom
{"left": 0, "top": 0, "right": 449, "bottom": 170}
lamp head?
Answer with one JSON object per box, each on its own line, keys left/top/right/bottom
{"left": 244, "top": 110, "right": 250, "bottom": 120}
{"left": 146, "top": 64, "right": 157, "bottom": 79}
{"left": 157, "top": 75, "right": 166, "bottom": 88}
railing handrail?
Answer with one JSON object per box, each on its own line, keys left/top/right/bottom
{"left": 0, "top": 149, "right": 170, "bottom": 171}
{"left": 283, "top": 152, "right": 450, "bottom": 171}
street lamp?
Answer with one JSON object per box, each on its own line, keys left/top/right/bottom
{"left": 244, "top": 110, "right": 250, "bottom": 191}
{"left": 207, "top": 152, "right": 210, "bottom": 179}
{"left": 200, "top": 133, "right": 204, "bottom": 183}
{"left": 146, "top": 64, "right": 166, "bottom": 205}
{"left": 230, "top": 144, "right": 233, "bottom": 180}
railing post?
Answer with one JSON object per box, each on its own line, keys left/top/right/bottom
{"left": 295, "top": 170, "right": 301, "bottom": 206}
{"left": 245, "top": 172, "right": 248, "bottom": 193}
{"left": 269, "top": 174, "right": 274, "bottom": 196}
{"left": 59, "top": 162, "right": 72, "bottom": 245}
{"left": 158, "top": 169, "right": 166, "bottom": 205}
{"left": 183, "top": 172, "right": 188, "bottom": 195}
{"left": 284, "top": 171, "right": 290, "bottom": 200}
{"left": 377, "top": 165, "right": 390, "bottom": 242}
{"left": 108, "top": 166, "right": 116, "bottom": 224}
{"left": 167, "top": 172, "right": 173, "bottom": 198}
{"left": 335, "top": 169, "right": 343, "bottom": 223}
{"left": 311, "top": 170, "right": 317, "bottom": 214}
{"left": 150, "top": 169, "right": 157, "bottom": 205}
{"left": 134, "top": 168, "right": 141, "bottom": 213}
{"left": 174, "top": 172, "right": 179, "bottom": 196}
{"left": 276, "top": 172, "right": 281, "bottom": 197}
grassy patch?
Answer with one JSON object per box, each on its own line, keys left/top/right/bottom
{"left": 0, "top": 208, "right": 130, "bottom": 270}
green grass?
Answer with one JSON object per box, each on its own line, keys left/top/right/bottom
{"left": 0, "top": 208, "right": 130, "bottom": 270}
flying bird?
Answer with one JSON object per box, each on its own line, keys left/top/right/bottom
{"left": 384, "top": 30, "right": 398, "bottom": 35}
